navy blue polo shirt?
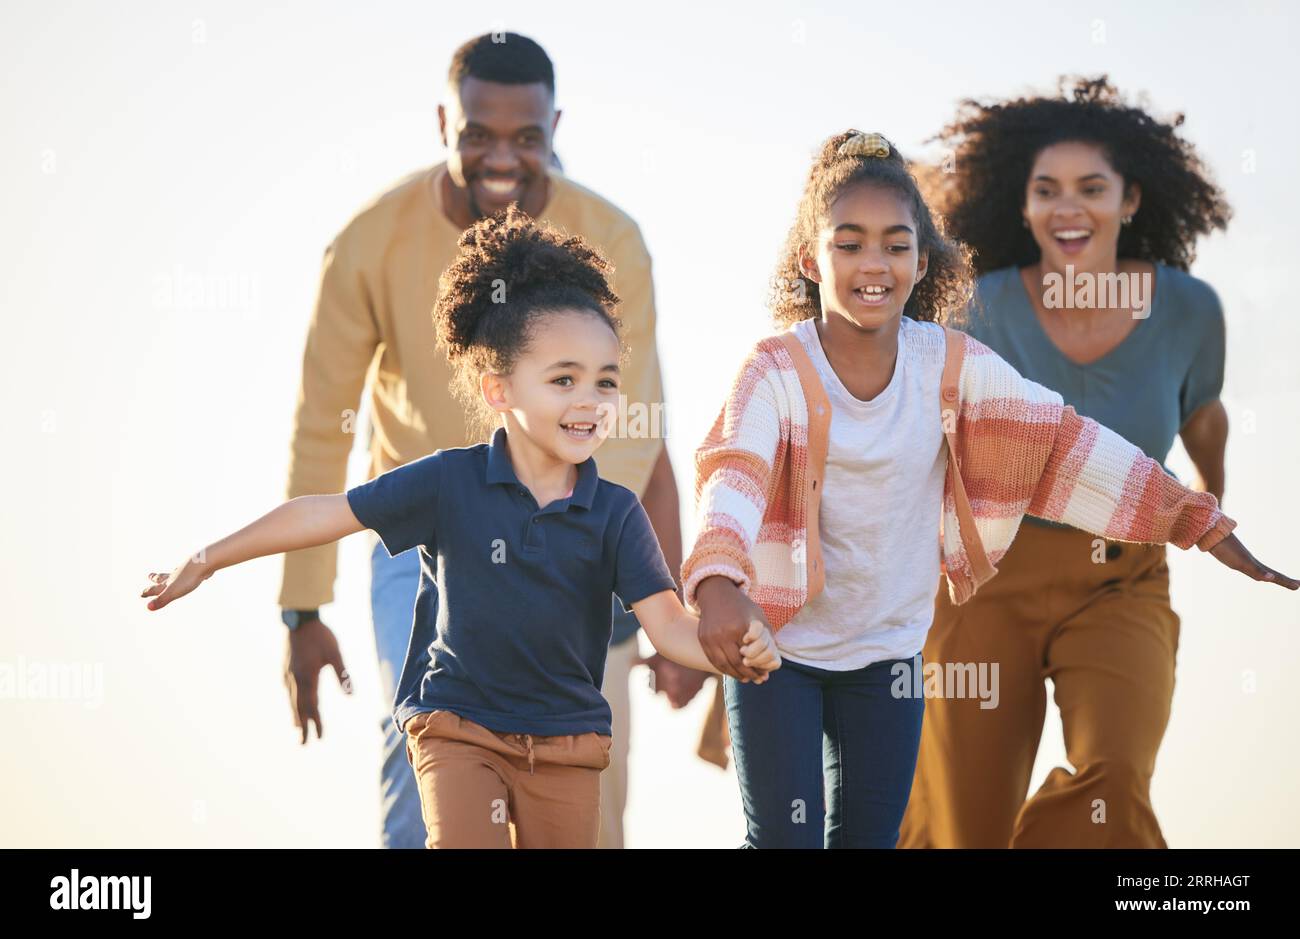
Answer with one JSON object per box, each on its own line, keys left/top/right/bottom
{"left": 345, "top": 426, "right": 676, "bottom": 737}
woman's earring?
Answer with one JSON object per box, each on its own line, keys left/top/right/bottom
{"left": 1122, "top": 214, "right": 1134, "bottom": 226}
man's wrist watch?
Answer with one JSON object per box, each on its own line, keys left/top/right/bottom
{"left": 281, "top": 609, "right": 319, "bottom": 631}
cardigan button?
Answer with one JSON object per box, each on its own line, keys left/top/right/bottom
{"left": 942, "top": 388, "right": 958, "bottom": 401}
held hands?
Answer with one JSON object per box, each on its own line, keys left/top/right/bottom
{"left": 697, "top": 575, "right": 780, "bottom": 684}
{"left": 1208, "top": 533, "right": 1299, "bottom": 589}
{"left": 739, "top": 617, "right": 781, "bottom": 682}
{"left": 140, "top": 555, "right": 214, "bottom": 611}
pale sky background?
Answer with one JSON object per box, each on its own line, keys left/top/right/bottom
{"left": 2, "top": 0, "right": 1296, "bottom": 848}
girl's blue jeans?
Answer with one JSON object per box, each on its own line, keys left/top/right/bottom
{"left": 724, "top": 652, "right": 926, "bottom": 848}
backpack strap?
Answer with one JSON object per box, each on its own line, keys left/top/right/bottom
{"left": 940, "top": 326, "right": 995, "bottom": 583}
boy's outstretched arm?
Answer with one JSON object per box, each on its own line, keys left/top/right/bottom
{"left": 630, "top": 589, "right": 781, "bottom": 681}
{"left": 142, "top": 494, "right": 366, "bottom": 611}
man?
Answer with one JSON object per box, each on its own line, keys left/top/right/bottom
{"left": 277, "top": 32, "right": 705, "bottom": 848}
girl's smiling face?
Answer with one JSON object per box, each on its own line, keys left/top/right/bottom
{"left": 482, "top": 309, "right": 623, "bottom": 464}
{"left": 799, "top": 182, "right": 928, "bottom": 332}
{"left": 1023, "top": 140, "right": 1140, "bottom": 270}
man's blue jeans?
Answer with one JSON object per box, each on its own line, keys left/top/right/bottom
{"left": 369, "top": 538, "right": 426, "bottom": 849}
{"left": 724, "top": 653, "right": 926, "bottom": 848}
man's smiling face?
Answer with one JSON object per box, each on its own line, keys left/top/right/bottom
{"left": 439, "top": 76, "right": 559, "bottom": 221}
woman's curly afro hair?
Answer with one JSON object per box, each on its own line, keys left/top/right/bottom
{"left": 433, "top": 203, "right": 623, "bottom": 439}
{"left": 928, "top": 74, "right": 1231, "bottom": 275}
{"left": 770, "top": 129, "right": 973, "bottom": 329}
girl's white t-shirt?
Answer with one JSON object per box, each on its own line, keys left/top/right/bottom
{"left": 779, "top": 316, "right": 948, "bottom": 670}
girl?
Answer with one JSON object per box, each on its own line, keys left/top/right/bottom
{"left": 682, "top": 129, "right": 1295, "bottom": 850}
{"left": 899, "top": 77, "right": 1252, "bottom": 848}
{"left": 141, "top": 206, "right": 780, "bottom": 849}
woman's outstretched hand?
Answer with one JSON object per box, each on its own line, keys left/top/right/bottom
{"left": 140, "top": 555, "right": 214, "bottom": 610}
{"left": 1208, "top": 533, "right": 1299, "bottom": 589}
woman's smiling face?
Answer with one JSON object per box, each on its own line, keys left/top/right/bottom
{"left": 1022, "top": 140, "right": 1141, "bottom": 269}
{"left": 801, "top": 182, "right": 928, "bottom": 332}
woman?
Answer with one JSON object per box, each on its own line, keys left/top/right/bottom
{"left": 899, "top": 76, "right": 1235, "bottom": 848}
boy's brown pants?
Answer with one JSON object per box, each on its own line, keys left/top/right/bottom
{"left": 405, "top": 709, "right": 612, "bottom": 848}
{"left": 898, "top": 522, "right": 1181, "bottom": 848}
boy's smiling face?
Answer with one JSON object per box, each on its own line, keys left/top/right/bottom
{"left": 482, "top": 309, "right": 623, "bottom": 465}
{"left": 800, "top": 182, "right": 928, "bottom": 333}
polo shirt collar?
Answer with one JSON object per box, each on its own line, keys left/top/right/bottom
{"left": 485, "top": 426, "right": 598, "bottom": 510}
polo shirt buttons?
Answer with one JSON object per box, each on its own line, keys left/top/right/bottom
{"left": 943, "top": 388, "right": 958, "bottom": 401}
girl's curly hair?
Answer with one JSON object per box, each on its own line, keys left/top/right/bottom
{"left": 928, "top": 75, "right": 1231, "bottom": 274}
{"left": 433, "top": 203, "right": 623, "bottom": 440}
{"left": 770, "top": 129, "right": 973, "bottom": 328}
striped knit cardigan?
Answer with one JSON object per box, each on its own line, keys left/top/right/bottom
{"left": 681, "top": 322, "right": 1237, "bottom": 631}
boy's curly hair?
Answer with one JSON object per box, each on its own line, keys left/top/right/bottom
{"left": 928, "top": 75, "right": 1231, "bottom": 274}
{"left": 770, "top": 129, "right": 973, "bottom": 328}
{"left": 433, "top": 204, "right": 623, "bottom": 440}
